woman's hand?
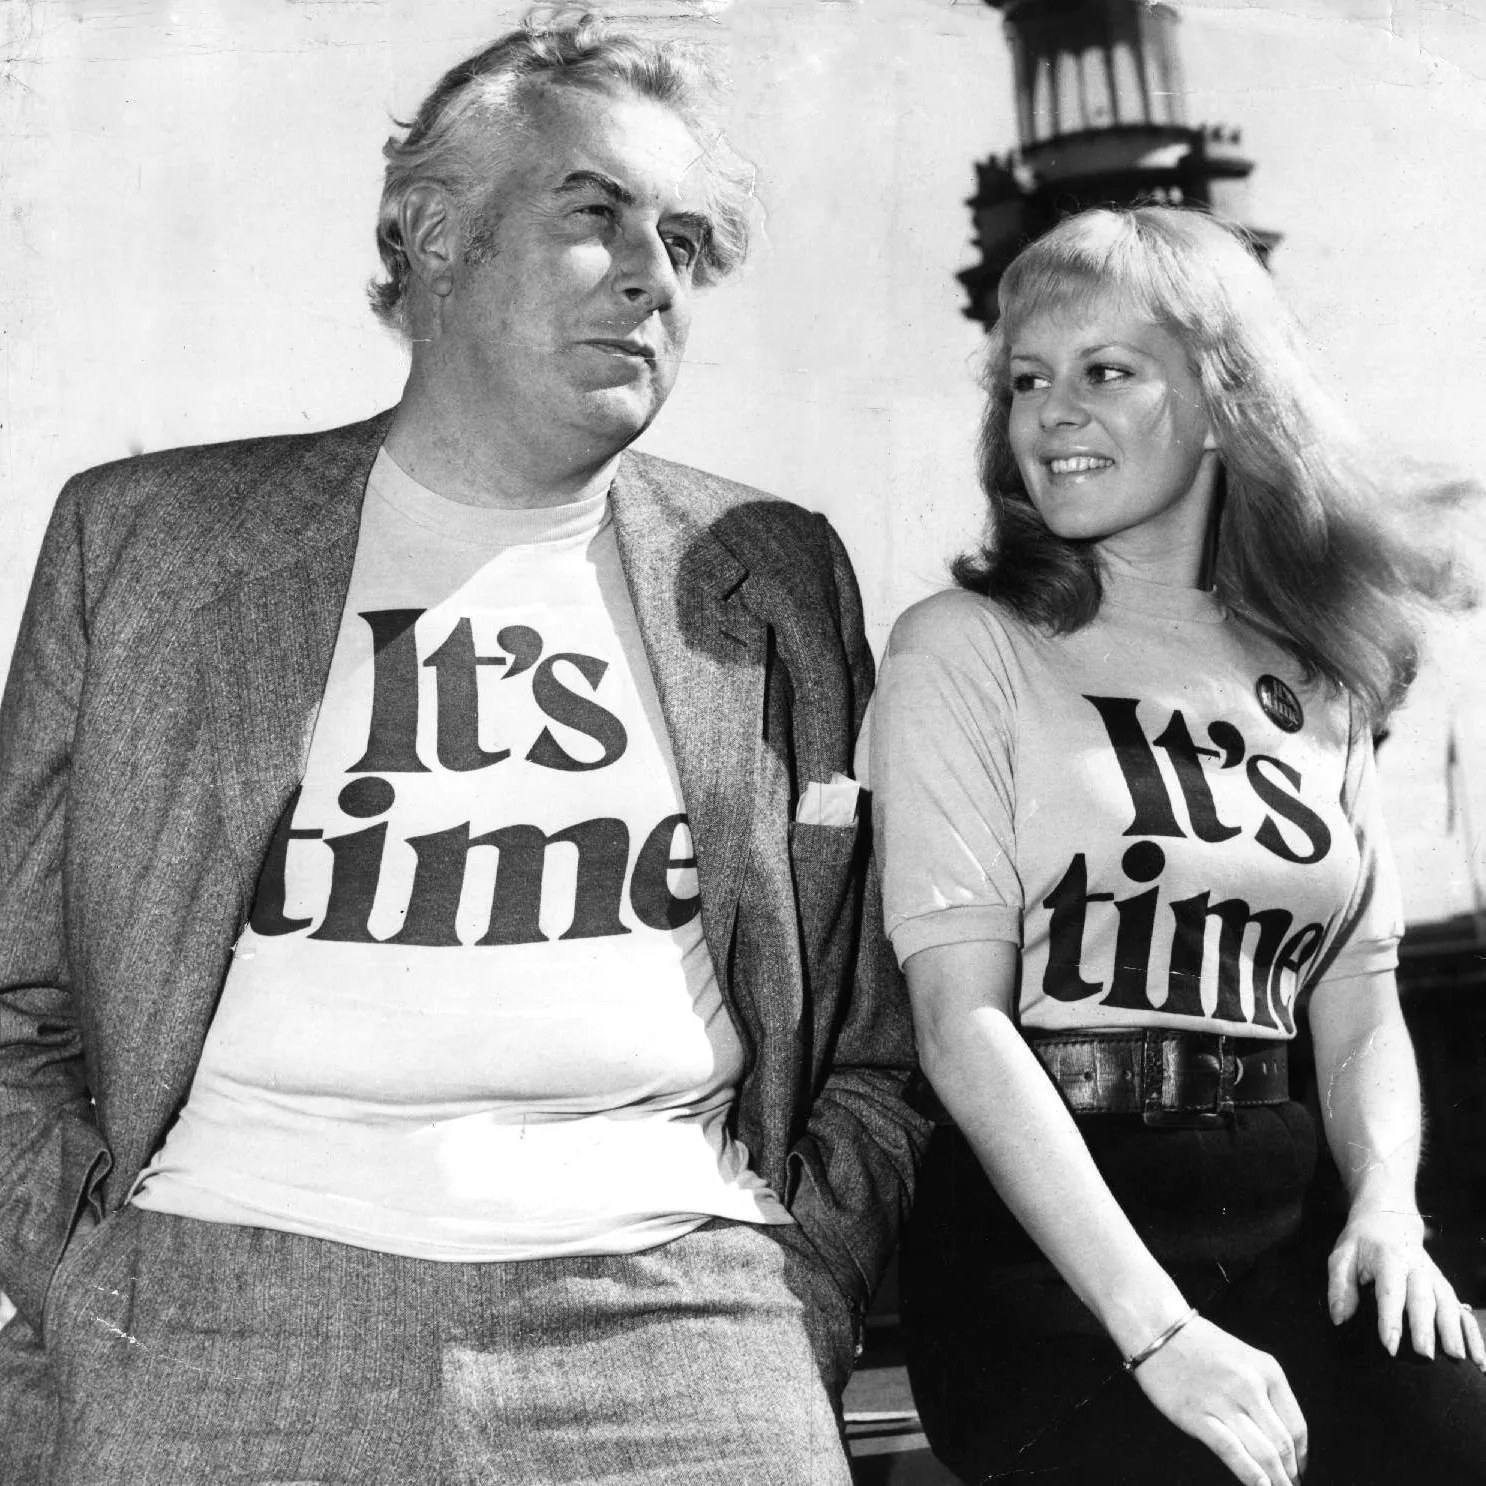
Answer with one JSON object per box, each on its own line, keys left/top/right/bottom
{"left": 1328, "top": 1204, "right": 1486, "bottom": 1368}
{"left": 1134, "top": 1316, "right": 1307, "bottom": 1486}
{"left": 1307, "top": 973, "right": 1486, "bottom": 1371}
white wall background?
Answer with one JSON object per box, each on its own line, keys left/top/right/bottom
{"left": 3, "top": 0, "right": 1485, "bottom": 922}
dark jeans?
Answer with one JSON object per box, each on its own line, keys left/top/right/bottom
{"left": 902, "top": 1107, "right": 1486, "bottom": 1485}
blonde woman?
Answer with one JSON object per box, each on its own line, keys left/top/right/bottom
{"left": 868, "top": 206, "right": 1486, "bottom": 1486}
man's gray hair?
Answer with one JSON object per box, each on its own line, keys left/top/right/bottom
{"left": 368, "top": 10, "right": 754, "bottom": 333}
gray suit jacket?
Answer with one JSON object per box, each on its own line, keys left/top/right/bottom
{"left": 0, "top": 411, "right": 926, "bottom": 1461}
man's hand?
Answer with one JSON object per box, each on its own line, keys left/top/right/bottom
{"left": 1134, "top": 1316, "right": 1307, "bottom": 1486}
{"left": 1328, "top": 1205, "right": 1486, "bottom": 1368}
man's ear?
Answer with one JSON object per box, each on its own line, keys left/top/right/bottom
{"left": 400, "top": 183, "right": 458, "bottom": 299}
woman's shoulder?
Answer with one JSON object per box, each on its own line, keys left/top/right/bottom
{"left": 885, "top": 587, "right": 1036, "bottom": 668}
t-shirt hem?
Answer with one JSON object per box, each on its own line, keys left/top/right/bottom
{"left": 128, "top": 1186, "right": 796, "bottom": 1261}
{"left": 1018, "top": 1011, "right": 1292, "bottom": 1042}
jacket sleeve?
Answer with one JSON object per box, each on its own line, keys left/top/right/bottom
{"left": 784, "top": 518, "right": 931, "bottom": 1312}
{"left": 0, "top": 478, "right": 113, "bottom": 1328}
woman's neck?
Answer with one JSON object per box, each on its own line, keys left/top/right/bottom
{"left": 1098, "top": 547, "right": 1211, "bottom": 592}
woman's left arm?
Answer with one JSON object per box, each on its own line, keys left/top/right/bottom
{"left": 1309, "top": 971, "right": 1486, "bottom": 1367}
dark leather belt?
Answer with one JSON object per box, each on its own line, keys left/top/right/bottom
{"left": 1028, "top": 1030, "right": 1289, "bottom": 1128}
{"left": 905, "top": 1030, "right": 1289, "bottom": 1130}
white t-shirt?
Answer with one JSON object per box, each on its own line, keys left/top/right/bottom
{"left": 865, "top": 573, "right": 1401, "bottom": 1038}
{"left": 133, "top": 450, "right": 790, "bottom": 1257}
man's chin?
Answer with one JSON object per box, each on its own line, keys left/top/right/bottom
{"left": 569, "top": 386, "right": 666, "bottom": 450}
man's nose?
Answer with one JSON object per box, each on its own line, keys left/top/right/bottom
{"left": 1040, "top": 376, "right": 1088, "bottom": 429}
{"left": 614, "top": 226, "right": 680, "bottom": 310}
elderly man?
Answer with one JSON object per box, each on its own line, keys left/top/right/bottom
{"left": 0, "top": 15, "right": 924, "bottom": 1485}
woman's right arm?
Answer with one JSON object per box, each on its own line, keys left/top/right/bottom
{"left": 907, "top": 937, "right": 1308, "bottom": 1486}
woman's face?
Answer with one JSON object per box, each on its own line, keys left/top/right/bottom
{"left": 1006, "top": 297, "right": 1220, "bottom": 582}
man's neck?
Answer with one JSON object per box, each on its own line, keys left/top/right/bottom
{"left": 384, "top": 381, "right": 624, "bottom": 511}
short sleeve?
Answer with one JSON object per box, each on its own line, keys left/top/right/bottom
{"left": 864, "top": 594, "right": 1024, "bottom": 967}
{"left": 1308, "top": 700, "right": 1404, "bottom": 989}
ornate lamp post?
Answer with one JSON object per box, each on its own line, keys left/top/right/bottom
{"left": 962, "top": 0, "right": 1277, "bottom": 324}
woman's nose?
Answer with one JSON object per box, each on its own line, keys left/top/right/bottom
{"left": 1040, "top": 377, "right": 1088, "bottom": 428}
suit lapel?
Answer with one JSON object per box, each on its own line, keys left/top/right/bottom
{"left": 609, "top": 457, "right": 768, "bottom": 996}
{"left": 192, "top": 413, "right": 393, "bottom": 898}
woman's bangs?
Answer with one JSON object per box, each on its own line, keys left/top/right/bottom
{"left": 998, "top": 235, "right": 1167, "bottom": 344}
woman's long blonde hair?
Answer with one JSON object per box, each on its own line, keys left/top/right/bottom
{"left": 954, "top": 205, "right": 1464, "bottom": 730}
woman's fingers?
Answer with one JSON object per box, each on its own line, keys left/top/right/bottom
{"left": 1204, "top": 1415, "right": 1294, "bottom": 1486}
{"left": 1379, "top": 1250, "right": 1482, "bottom": 1364}
{"left": 1431, "top": 1276, "right": 1468, "bottom": 1361}
{"left": 1405, "top": 1267, "right": 1486, "bottom": 1370}
{"left": 1325, "top": 1235, "right": 1360, "bottom": 1324}
{"left": 1404, "top": 1264, "right": 1439, "bottom": 1358}
{"left": 1243, "top": 1389, "right": 1303, "bottom": 1485}
{"left": 1202, "top": 1417, "right": 1274, "bottom": 1486}
{"left": 1266, "top": 1365, "right": 1309, "bottom": 1477}
{"left": 1462, "top": 1305, "right": 1486, "bottom": 1371}
{"left": 1370, "top": 1246, "right": 1408, "bottom": 1353}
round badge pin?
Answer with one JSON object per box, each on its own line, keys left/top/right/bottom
{"left": 1256, "top": 674, "right": 1303, "bottom": 733}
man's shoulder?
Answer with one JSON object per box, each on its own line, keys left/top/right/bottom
{"left": 622, "top": 450, "right": 831, "bottom": 558}
{"left": 49, "top": 413, "right": 392, "bottom": 580}
{"left": 624, "top": 449, "right": 785, "bottom": 514}
{"left": 63, "top": 412, "right": 390, "bottom": 515}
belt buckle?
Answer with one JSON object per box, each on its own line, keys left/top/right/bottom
{"left": 1141, "top": 1034, "right": 1236, "bottom": 1130}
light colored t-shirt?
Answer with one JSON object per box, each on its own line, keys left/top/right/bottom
{"left": 133, "top": 449, "right": 790, "bottom": 1257}
{"left": 864, "top": 572, "right": 1401, "bottom": 1038}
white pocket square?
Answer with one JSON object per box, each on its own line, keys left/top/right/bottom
{"left": 795, "top": 772, "right": 860, "bottom": 827}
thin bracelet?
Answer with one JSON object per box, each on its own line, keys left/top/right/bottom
{"left": 1122, "top": 1306, "right": 1198, "bottom": 1373}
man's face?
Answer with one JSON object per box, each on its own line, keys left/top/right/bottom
{"left": 440, "top": 84, "right": 715, "bottom": 467}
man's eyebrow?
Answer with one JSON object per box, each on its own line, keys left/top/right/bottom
{"left": 555, "top": 170, "right": 715, "bottom": 236}
{"left": 555, "top": 169, "right": 635, "bottom": 205}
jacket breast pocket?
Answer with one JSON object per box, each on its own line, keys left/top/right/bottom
{"left": 787, "top": 819, "right": 864, "bottom": 980}
{"left": 787, "top": 817, "right": 863, "bottom": 885}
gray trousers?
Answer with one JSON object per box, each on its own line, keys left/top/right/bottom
{"left": 28, "top": 1207, "right": 857, "bottom": 1486}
